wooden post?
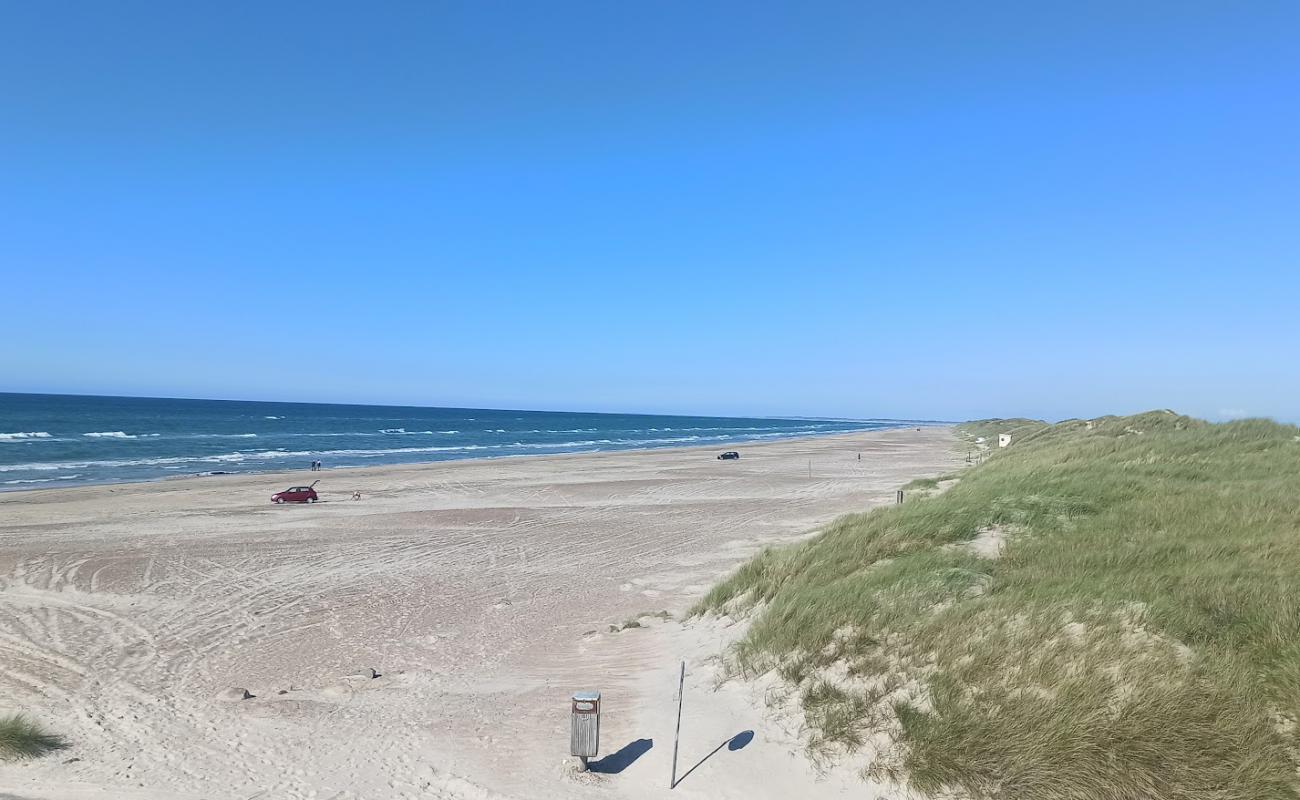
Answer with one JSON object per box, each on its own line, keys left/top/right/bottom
{"left": 896, "top": 490, "right": 904, "bottom": 504}
{"left": 670, "top": 661, "right": 685, "bottom": 788}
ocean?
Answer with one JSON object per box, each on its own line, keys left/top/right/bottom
{"left": 0, "top": 393, "right": 926, "bottom": 490}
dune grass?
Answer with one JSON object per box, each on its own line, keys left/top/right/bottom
{"left": 0, "top": 714, "right": 64, "bottom": 760}
{"left": 695, "top": 411, "right": 1300, "bottom": 799}
{"left": 901, "top": 476, "right": 941, "bottom": 491}
{"left": 958, "top": 417, "right": 1051, "bottom": 448}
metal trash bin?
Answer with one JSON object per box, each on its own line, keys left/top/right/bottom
{"left": 570, "top": 690, "right": 600, "bottom": 761}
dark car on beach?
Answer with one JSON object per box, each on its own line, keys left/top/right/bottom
{"left": 717, "top": 451, "right": 740, "bottom": 460}
{"left": 272, "top": 482, "right": 318, "bottom": 504}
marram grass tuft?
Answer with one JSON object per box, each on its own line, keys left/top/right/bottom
{"left": 0, "top": 714, "right": 65, "bottom": 760}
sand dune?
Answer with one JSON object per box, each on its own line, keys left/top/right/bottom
{"left": 0, "top": 427, "right": 956, "bottom": 799}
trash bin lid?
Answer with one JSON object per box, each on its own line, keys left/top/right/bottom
{"left": 573, "top": 691, "right": 600, "bottom": 701}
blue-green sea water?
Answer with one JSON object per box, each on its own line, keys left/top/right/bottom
{"left": 0, "top": 393, "right": 931, "bottom": 489}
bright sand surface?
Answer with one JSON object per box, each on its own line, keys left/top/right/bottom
{"left": 0, "top": 427, "right": 958, "bottom": 800}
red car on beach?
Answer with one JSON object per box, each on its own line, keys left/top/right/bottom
{"left": 272, "top": 481, "right": 318, "bottom": 504}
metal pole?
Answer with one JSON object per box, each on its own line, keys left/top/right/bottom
{"left": 670, "top": 661, "right": 685, "bottom": 788}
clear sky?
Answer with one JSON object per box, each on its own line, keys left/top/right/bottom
{"left": 3, "top": 2, "right": 1297, "bottom": 422}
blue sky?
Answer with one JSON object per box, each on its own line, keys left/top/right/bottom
{"left": 2, "top": 2, "right": 1297, "bottom": 422}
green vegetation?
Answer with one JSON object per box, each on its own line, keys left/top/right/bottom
{"left": 0, "top": 714, "right": 64, "bottom": 760}
{"left": 695, "top": 411, "right": 1300, "bottom": 799}
{"left": 901, "top": 476, "right": 940, "bottom": 491}
{"left": 902, "top": 473, "right": 959, "bottom": 492}
{"left": 958, "top": 417, "right": 1051, "bottom": 448}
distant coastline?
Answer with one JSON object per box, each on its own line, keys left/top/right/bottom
{"left": 0, "top": 392, "right": 946, "bottom": 491}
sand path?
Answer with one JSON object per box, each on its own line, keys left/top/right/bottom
{"left": 0, "top": 427, "right": 957, "bottom": 799}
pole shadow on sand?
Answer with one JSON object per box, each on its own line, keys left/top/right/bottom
{"left": 588, "top": 738, "right": 654, "bottom": 774}
{"left": 671, "top": 730, "right": 754, "bottom": 788}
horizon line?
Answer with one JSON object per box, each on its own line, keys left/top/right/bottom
{"left": 0, "top": 389, "right": 954, "bottom": 426}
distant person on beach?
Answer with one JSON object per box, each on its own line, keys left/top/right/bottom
{"left": 352, "top": 491, "right": 362, "bottom": 501}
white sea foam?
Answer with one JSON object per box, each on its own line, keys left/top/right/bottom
{"left": 298, "top": 445, "right": 490, "bottom": 458}
{"left": 0, "top": 416, "right": 892, "bottom": 486}
{"left": 0, "top": 453, "right": 248, "bottom": 472}
{"left": 499, "top": 432, "right": 805, "bottom": 450}
{"left": 190, "top": 433, "right": 257, "bottom": 438}
{"left": 508, "top": 439, "right": 612, "bottom": 448}
{"left": 501, "top": 435, "right": 727, "bottom": 450}
{"left": 191, "top": 445, "right": 496, "bottom": 463}
{"left": 278, "top": 431, "right": 380, "bottom": 438}
{"left": 264, "top": 415, "right": 284, "bottom": 420}
{"left": 3, "top": 473, "right": 82, "bottom": 485}
{"left": 0, "top": 443, "right": 503, "bottom": 474}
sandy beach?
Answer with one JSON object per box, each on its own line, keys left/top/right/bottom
{"left": 0, "top": 427, "right": 957, "bottom": 800}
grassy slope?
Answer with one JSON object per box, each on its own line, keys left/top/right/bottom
{"left": 696, "top": 411, "right": 1300, "bottom": 799}
{"left": 958, "top": 417, "right": 1051, "bottom": 447}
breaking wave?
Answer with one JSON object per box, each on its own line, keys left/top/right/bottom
{"left": 3, "top": 473, "right": 82, "bottom": 485}
{"left": 0, "top": 396, "right": 909, "bottom": 491}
